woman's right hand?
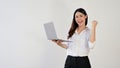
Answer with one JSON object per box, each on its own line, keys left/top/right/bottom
{"left": 51, "top": 40, "right": 68, "bottom": 49}
{"left": 52, "top": 40, "right": 62, "bottom": 45}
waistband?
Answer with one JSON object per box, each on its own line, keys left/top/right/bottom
{"left": 67, "top": 55, "right": 88, "bottom": 58}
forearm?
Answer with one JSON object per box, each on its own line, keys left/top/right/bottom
{"left": 90, "top": 27, "right": 96, "bottom": 43}
{"left": 57, "top": 43, "right": 68, "bottom": 49}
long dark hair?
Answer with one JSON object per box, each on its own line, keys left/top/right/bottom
{"left": 67, "top": 8, "right": 88, "bottom": 39}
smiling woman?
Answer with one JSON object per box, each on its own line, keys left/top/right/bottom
{"left": 0, "top": 0, "right": 120, "bottom": 68}
{"left": 52, "top": 8, "right": 97, "bottom": 68}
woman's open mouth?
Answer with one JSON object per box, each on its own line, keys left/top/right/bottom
{"left": 77, "top": 20, "right": 83, "bottom": 25}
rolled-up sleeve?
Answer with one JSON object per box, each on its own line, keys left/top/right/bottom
{"left": 87, "top": 29, "right": 96, "bottom": 49}
{"left": 88, "top": 41, "right": 96, "bottom": 49}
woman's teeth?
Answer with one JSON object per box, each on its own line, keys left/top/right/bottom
{"left": 78, "top": 21, "right": 82, "bottom": 24}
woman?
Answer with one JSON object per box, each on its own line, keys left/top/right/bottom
{"left": 52, "top": 8, "right": 97, "bottom": 68}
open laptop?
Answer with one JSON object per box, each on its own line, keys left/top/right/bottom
{"left": 43, "top": 22, "right": 71, "bottom": 42}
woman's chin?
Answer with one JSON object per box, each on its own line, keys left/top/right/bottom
{"left": 78, "top": 23, "right": 83, "bottom": 26}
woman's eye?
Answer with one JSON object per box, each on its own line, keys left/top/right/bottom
{"left": 80, "top": 15, "right": 83, "bottom": 17}
{"left": 75, "top": 16, "right": 78, "bottom": 18}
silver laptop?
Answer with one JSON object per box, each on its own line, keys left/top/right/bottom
{"left": 44, "top": 22, "right": 71, "bottom": 42}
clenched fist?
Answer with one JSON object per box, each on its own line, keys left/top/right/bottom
{"left": 92, "top": 20, "right": 98, "bottom": 28}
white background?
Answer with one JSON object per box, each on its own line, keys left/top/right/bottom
{"left": 0, "top": 0, "right": 120, "bottom": 68}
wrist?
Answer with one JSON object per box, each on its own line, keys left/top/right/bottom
{"left": 92, "top": 26, "right": 96, "bottom": 29}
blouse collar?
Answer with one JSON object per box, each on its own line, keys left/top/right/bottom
{"left": 75, "top": 27, "right": 89, "bottom": 35}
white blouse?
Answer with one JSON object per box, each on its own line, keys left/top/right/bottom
{"left": 67, "top": 27, "right": 95, "bottom": 57}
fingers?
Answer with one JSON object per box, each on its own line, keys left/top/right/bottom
{"left": 92, "top": 20, "right": 98, "bottom": 27}
{"left": 51, "top": 40, "right": 62, "bottom": 44}
{"left": 92, "top": 20, "right": 98, "bottom": 24}
{"left": 52, "top": 40, "right": 56, "bottom": 42}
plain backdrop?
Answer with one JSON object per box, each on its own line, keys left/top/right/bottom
{"left": 0, "top": 0, "right": 120, "bottom": 68}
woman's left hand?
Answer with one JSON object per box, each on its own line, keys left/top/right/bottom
{"left": 92, "top": 20, "right": 98, "bottom": 28}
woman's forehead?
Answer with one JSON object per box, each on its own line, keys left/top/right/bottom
{"left": 75, "top": 12, "right": 84, "bottom": 16}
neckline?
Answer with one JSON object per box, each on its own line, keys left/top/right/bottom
{"left": 75, "top": 27, "right": 88, "bottom": 35}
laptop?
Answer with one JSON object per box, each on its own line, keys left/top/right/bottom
{"left": 43, "top": 22, "right": 71, "bottom": 42}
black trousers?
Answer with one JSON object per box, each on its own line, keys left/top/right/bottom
{"left": 64, "top": 55, "right": 91, "bottom": 68}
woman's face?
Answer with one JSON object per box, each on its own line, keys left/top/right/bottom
{"left": 75, "top": 11, "right": 87, "bottom": 27}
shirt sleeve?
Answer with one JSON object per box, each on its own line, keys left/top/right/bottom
{"left": 88, "top": 41, "right": 96, "bottom": 49}
{"left": 67, "top": 38, "right": 72, "bottom": 47}
{"left": 87, "top": 28, "right": 96, "bottom": 49}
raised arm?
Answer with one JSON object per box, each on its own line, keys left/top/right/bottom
{"left": 90, "top": 20, "right": 98, "bottom": 43}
